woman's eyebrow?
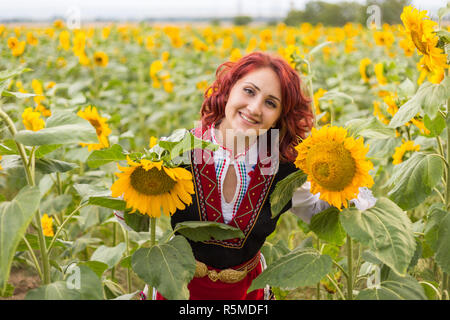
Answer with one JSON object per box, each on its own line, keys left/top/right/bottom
{"left": 244, "top": 81, "right": 281, "bottom": 102}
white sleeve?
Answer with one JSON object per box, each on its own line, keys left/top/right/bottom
{"left": 349, "top": 187, "right": 377, "bottom": 211}
{"left": 113, "top": 210, "right": 134, "bottom": 232}
{"left": 290, "top": 183, "right": 378, "bottom": 224}
{"left": 289, "top": 181, "right": 331, "bottom": 224}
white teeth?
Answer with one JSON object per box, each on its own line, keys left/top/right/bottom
{"left": 240, "top": 112, "right": 257, "bottom": 124}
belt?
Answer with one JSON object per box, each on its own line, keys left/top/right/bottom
{"left": 194, "top": 252, "right": 260, "bottom": 284}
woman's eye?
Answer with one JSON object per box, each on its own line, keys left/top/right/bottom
{"left": 266, "top": 100, "right": 276, "bottom": 108}
{"left": 244, "top": 88, "right": 254, "bottom": 95}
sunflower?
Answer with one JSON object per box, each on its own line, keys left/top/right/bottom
{"left": 373, "top": 101, "right": 389, "bottom": 125}
{"left": 373, "top": 30, "right": 394, "bottom": 48}
{"left": 7, "top": 37, "right": 19, "bottom": 50}
{"left": 392, "top": 140, "right": 420, "bottom": 165}
{"left": 22, "top": 107, "right": 45, "bottom": 131}
{"left": 410, "top": 117, "right": 430, "bottom": 135}
{"left": 77, "top": 106, "right": 111, "bottom": 151}
{"left": 59, "top": 30, "right": 71, "bottom": 51}
{"left": 0, "top": 155, "right": 3, "bottom": 170}
{"left": 93, "top": 51, "right": 109, "bottom": 67}
{"left": 400, "top": 6, "right": 448, "bottom": 83}
{"left": 294, "top": 125, "right": 374, "bottom": 209}
{"left": 359, "top": 58, "right": 372, "bottom": 83}
{"left": 111, "top": 156, "right": 195, "bottom": 217}
{"left": 7, "top": 36, "right": 26, "bottom": 57}
{"left": 230, "top": 48, "right": 242, "bottom": 62}
{"left": 374, "top": 63, "right": 387, "bottom": 85}
{"left": 383, "top": 94, "right": 398, "bottom": 117}
{"left": 41, "top": 214, "right": 54, "bottom": 237}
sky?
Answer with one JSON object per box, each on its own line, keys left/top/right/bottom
{"left": 0, "top": 0, "right": 447, "bottom": 20}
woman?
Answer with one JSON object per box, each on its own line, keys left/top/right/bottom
{"left": 116, "top": 51, "right": 375, "bottom": 300}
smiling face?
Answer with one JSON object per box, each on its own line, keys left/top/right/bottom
{"left": 217, "top": 67, "right": 282, "bottom": 140}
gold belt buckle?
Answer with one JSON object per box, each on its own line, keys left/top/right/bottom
{"left": 194, "top": 261, "right": 248, "bottom": 284}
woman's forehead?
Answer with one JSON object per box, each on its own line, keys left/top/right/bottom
{"left": 237, "top": 68, "right": 281, "bottom": 95}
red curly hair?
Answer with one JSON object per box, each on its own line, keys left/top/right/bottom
{"left": 200, "top": 51, "right": 314, "bottom": 163}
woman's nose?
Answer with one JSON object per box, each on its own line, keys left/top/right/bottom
{"left": 247, "top": 98, "right": 263, "bottom": 116}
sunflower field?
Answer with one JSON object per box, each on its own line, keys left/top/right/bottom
{"left": 0, "top": 3, "right": 450, "bottom": 300}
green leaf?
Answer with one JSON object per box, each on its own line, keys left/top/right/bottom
{"left": 123, "top": 210, "right": 149, "bottom": 232}
{"left": 398, "top": 78, "right": 416, "bottom": 98}
{"left": 78, "top": 261, "right": 109, "bottom": 278}
{"left": 385, "top": 153, "right": 444, "bottom": 210}
{"left": 320, "top": 90, "right": 354, "bottom": 103}
{"left": 25, "top": 281, "right": 79, "bottom": 300}
{"left": 26, "top": 265, "right": 103, "bottom": 300}
{"left": 86, "top": 144, "right": 126, "bottom": 168}
{"left": 0, "top": 65, "right": 31, "bottom": 82}
{"left": 90, "top": 243, "right": 126, "bottom": 269}
{"left": 424, "top": 204, "right": 446, "bottom": 252}
{"left": 158, "top": 129, "right": 218, "bottom": 163}
{"left": 2, "top": 91, "right": 37, "bottom": 99}
{"left": 0, "top": 186, "right": 41, "bottom": 290}
{"left": 309, "top": 207, "right": 346, "bottom": 246}
{"left": 346, "top": 117, "right": 395, "bottom": 139}
{"left": 35, "top": 158, "right": 78, "bottom": 174}
{"left": 261, "top": 240, "right": 290, "bottom": 266}
{"left": 34, "top": 144, "right": 62, "bottom": 158}
{"left": 0, "top": 140, "right": 18, "bottom": 155}
{"left": 248, "top": 248, "right": 332, "bottom": 292}
{"left": 15, "top": 110, "right": 98, "bottom": 146}
{"left": 340, "top": 198, "right": 416, "bottom": 276}
{"left": 40, "top": 194, "right": 73, "bottom": 214}
{"left": 131, "top": 235, "right": 196, "bottom": 300}
{"left": 424, "top": 205, "right": 450, "bottom": 274}
{"left": 88, "top": 196, "right": 126, "bottom": 211}
{"left": 174, "top": 221, "right": 244, "bottom": 242}
{"left": 436, "top": 30, "right": 450, "bottom": 44}
{"left": 72, "top": 184, "right": 111, "bottom": 201}
{"left": 356, "top": 272, "right": 427, "bottom": 300}
{"left": 423, "top": 113, "right": 446, "bottom": 137}
{"left": 389, "top": 80, "right": 449, "bottom": 128}
{"left": 270, "top": 169, "right": 306, "bottom": 218}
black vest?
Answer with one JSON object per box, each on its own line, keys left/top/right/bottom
{"left": 170, "top": 147, "right": 298, "bottom": 269}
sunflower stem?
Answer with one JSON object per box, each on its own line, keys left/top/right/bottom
{"left": 47, "top": 203, "right": 87, "bottom": 254}
{"left": 316, "top": 238, "right": 321, "bottom": 300}
{"left": 446, "top": 123, "right": 450, "bottom": 211}
{"left": 124, "top": 228, "right": 132, "bottom": 293}
{"left": 111, "top": 222, "right": 117, "bottom": 282}
{"left": 149, "top": 217, "right": 157, "bottom": 300}
{"left": 150, "top": 217, "right": 156, "bottom": 247}
{"left": 0, "top": 104, "right": 51, "bottom": 284}
{"left": 346, "top": 234, "right": 353, "bottom": 300}
{"left": 22, "top": 235, "right": 42, "bottom": 280}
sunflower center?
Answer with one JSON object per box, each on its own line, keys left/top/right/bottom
{"left": 130, "top": 166, "right": 176, "bottom": 195}
{"left": 88, "top": 119, "right": 103, "bottom": 136}
{"left": 306, "top": 141, "right": 356, "bottom": 191}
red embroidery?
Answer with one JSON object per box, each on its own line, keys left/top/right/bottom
{"left": 190, "top": 126, "right": 276, "bottom": 248}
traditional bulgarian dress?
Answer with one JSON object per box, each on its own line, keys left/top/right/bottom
{"left": 115, "top": 122, "right": 376, "bottom": 300}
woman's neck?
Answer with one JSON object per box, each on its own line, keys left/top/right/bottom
{"left": 214, "top": 121, "right": 258, "bottom": 158}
